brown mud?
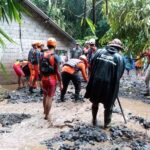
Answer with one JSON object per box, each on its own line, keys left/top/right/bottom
{"left": 0, "top": 74, "right": 150, "bottom": 150}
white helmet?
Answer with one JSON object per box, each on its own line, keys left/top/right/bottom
{"left": 89, "top": 38, "right": 95, "bottom": 45}
{"left": 85, "top": 41, "right": 89, "bottom": 44}
{"left": 79, "top": 55, "right": 88, "bottom": 62}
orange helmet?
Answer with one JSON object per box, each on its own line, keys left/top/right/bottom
{"left": 47, "top": 38, "right": 57, "bottom": 47}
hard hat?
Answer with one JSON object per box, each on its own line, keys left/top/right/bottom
{"left": 79, "top": 55, "right": 88, "bottom": 62}
{"left": 32, "top": 41, "right": 39, "bottom": 46}
{"left": 108, "top": 38, "right": 123, "bottom": 49}
{"left": 89, "top": 39, "right": 95, "bottom": 45}
{"left": 36, "top": 42, "right": 44, "bottom": 47}
{"left": 37, "top": 42, "right": 44, "bottom": 47}
{"left": 47, "top": 38, "right": 57, "bottom": 47}
{"left": 85, "top": 41, "right": 89, "bottom": 44}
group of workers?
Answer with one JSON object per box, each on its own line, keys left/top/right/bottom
{"left": 13, "top": 37, "right": 150, "bottom": 128}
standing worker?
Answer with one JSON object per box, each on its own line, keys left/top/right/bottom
{"left": 140, "top": 50, "right": 150, "bottom": 96}
{"left": 87, "top": 39, "right": 97, "bottom": 64}
{"left": 135, "top": 54, "right": 143, "bottom": 77}
{"left": 37, "top": 42, "right": 45, "bottom": 94}
{"left": 87, "top": 39, "right": 97, "bottom": 75}
{"left": 85, "top": 39, "right": 125, "bottom": 128}
{"left": 60, "top": 55, "right": 88, "bottom": 102}
{"left": 28, "top": 41, "right": 40, "bottom": 93}
{"left": 40, "top": 38, "right": 63, "bottom": 120}
{"left": 70, "top": 42, "right": 83, "bottom": 59}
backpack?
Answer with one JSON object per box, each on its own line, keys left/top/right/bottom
{"left": 29, "top": 49, "right": 39, "bottom": 65}
{"left": 63, "top": 59, "right": 81, "bottom": 72}
{"left": 40, "top": 54, "right": 55, "bottom": 76}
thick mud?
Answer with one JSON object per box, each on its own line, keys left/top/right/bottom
{"left": 0, "top": 73, "right": 150, "bottom": 149}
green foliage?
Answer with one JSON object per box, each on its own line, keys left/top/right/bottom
{"left": 0, "top": 63, "right": 9, "bottom": 80}
{"left": 0, "top": 0, "right": 25, "bottom": 46}
{"left": 31, "top": 0, "right": 109, "bottom": 40}
{"left": 101, "top": 0, "right": 150, "bottom": 54}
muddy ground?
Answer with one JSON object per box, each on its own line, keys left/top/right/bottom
{"left": 0, "top": 73, "right": 150, "bottom": 150}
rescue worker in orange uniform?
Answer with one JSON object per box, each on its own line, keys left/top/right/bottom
{"left": 13, "top": 59, "right": 29, "bottom": 89}
{"left": 60, "top": 55, "right": 88, "bottom": 102}
{"left": 28, "top": 41, "right": 40, "bottom": 93}
{"left": 37, "top": 42, "right": 45, "bottom": 94}
{"left": 40, "top": 38, "right": 63, "bottom": 120}
{"left": 135, "top": 55, "right": 143, "bottom": 77}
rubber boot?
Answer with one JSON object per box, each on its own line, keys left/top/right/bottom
{"left": 74, "top": 94, "right": 83, "bottom": 102}
{"left": 104, "top": 109, "right": 112, "bottom": 128}
{"left": 58, "top": 94, "right": 64, "bottom": 102}
{"left": 92, "top": 104, "right": 98, "bottom": 126}
{"left": 40, "top": 88, "right": 43, "bottom": 95}
{"left": 60, "top": 95, "right": 65, "bottom": 102}
{"left": 29, "top": 87, "right": 34, "bottom": 93}
{"left": 144, "top": 88, "right": 150, "bottom": 96}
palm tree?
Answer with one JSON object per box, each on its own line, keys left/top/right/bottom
{"left": 0, "top": 0, "right": 25, "bottom": 77}
{"left": 0, "top": 0, "right": 25, "bottom": 46}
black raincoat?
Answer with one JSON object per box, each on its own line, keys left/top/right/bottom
{"left": 85, "top": 46, "right": 125, "bottom": 108}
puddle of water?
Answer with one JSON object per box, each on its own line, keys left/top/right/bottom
{"left": 1, "top": 84, "right": 18, "bottom": 91}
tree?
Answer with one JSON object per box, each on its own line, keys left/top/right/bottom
{"left": 0, "top": 0, "right": 25, "bottom": 46}
{"left": 101, "top": 0, "right": 150, "bottom": 54}
{"left": 0, "top": 0, "right": 25, "bottom": 76}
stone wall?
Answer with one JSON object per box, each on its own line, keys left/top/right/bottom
{"left": 0, "top": 4, "right": 74, "bottom": 84}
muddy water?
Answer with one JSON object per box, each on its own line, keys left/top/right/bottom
{"left": 0, "top": 85, "right": 150, "bottom": 149}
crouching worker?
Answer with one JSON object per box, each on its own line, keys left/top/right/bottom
{"left": 60, "top": 55, "right": 88, "bottom": 102}
{"left": 85, "top": 39, "right": 125, "bottom": 128}
{"left": 40, "top": 38, "right": 63, "bottom": 120}
{"left": 13, "top": 59, "right": 25, "bottom": 89}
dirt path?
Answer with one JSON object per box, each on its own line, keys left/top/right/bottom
{"left": 0, "top": 96, "right": 150, "bottom": 149}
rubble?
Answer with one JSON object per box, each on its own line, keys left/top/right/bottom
{"left": 4, "top": 88, "right": 42, "bottom": 103}
{"left": 119, "top": 74, "right": 150, "bottom": 103}
{"left": 129, "top": 116, "right": 150, "bottom": 129}
{"left": 42, "top": 123, "right": 150, "bottom": 150}
{"left": 0, "top": 113, "right": 31, "bottom": 127}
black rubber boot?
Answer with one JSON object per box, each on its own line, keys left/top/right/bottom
{"left": 74, "top": 94, "right": 83, "bottom": 102}
{"left": 104, "top": 109, "right": 112, "bottom": 128}
{"left": 29, "top": 87, "right": 34, "bottom": 93}
{"left": 92, "top": 104, "right": 99, "bottom": 126}
{"left": 40, "top": 89, "right": 43, "bottom": 95}
{"left": 57, "top": 94, "right": 65, "bottom": 103}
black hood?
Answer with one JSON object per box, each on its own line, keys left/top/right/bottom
{"left": 106, "top": 46, "right": 118, "bottom": 53}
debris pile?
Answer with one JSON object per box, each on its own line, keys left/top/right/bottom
{"left": 129, "top": 116, "right": 150, "bottom": 129}
{"left": 0, "top": 113, "right": 31, "bottom": 127}
{"left": 4, "top": 88, "right": 42, "bottom": 103}
{"left": 42, "top": 123, "right": 150, "bottom": 150}
{"left": 119, "top": 75, "right": 148, "bottom": 101}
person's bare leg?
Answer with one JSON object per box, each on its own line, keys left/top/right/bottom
{"left": 18, "top": 77, "right": 21, "bottom": 89}
{"left": 43, "top": 95, "right": 46, "bottom": 114}
{"left": 21, "top": 77, "right": 25, "bottom": 87}
{"left": 44, "top": 96, "right": 53, "bottom": 120}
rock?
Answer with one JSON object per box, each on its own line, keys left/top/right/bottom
{"left": 0, "top": 113, "right": 31, "bottom": 127}
{"left": 4, "top": 88, "right": 42, "bottom": 103}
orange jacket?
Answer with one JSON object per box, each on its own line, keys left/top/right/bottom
{"left": 62, "top": 61, "right": 88, "bottom": 81}
{"left": 135, "top": 56, "right": 143, "bottom": 67}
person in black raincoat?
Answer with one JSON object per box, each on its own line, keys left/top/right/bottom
{"left": 84, "top": 39, "right": 125, "bottom": 128}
